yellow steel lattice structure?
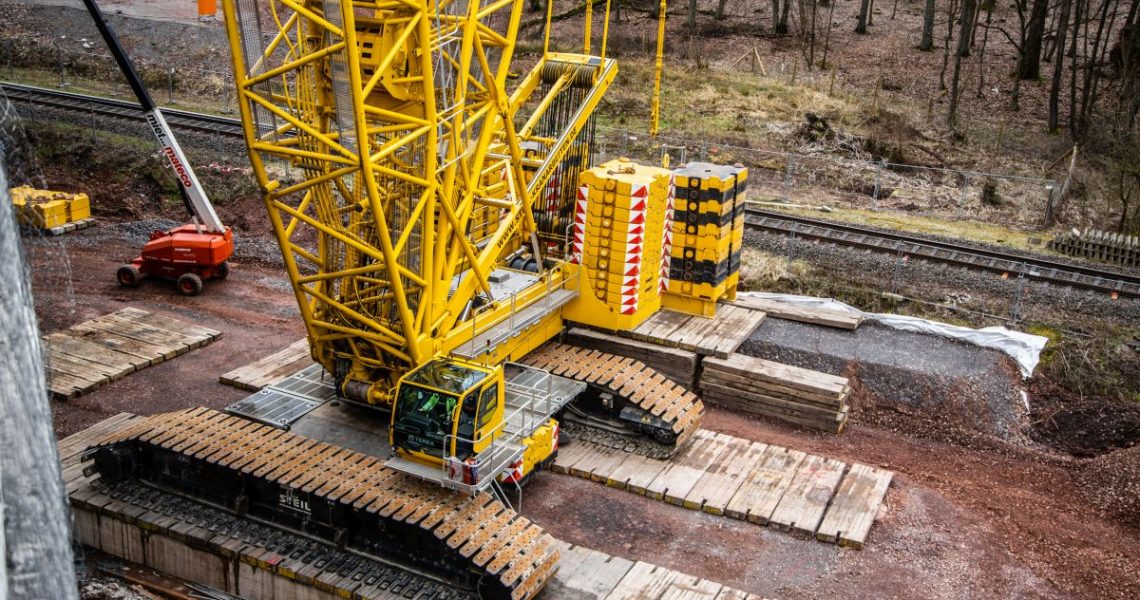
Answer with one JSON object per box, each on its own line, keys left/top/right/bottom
{"left": 221, "top": 0, "right": 616, "bottom": 402}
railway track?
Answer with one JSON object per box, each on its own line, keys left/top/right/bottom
{"left": 1, "top": 81, "right": 244, "bottom": 137}
{"left": 7, "top": 82, "right": 1136, "bottom": 299}
{"left": 745, "top": 208, "right": 1140, "bottom": 299}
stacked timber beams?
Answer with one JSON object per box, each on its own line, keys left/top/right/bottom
{"left": 84, "top": 408, "right": 559, "bottom": 600}
{"left": 522, "top": 343, "right": 704, "bottom": 448}
{"left": 701, "top": 354, "right": 850, "bottom": 433}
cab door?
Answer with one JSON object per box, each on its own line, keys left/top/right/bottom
{"left": 472, "top": 379, "right": 504, "bottom": 454}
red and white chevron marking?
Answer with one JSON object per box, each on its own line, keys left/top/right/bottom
{"left": 571, "top": 185, "right": 589, "bottom": 264}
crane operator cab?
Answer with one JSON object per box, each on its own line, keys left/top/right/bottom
{"left": 390, "top": 358, "right": 565, "bottom": 489}
{"left": 390, "top": 359, "right": 506, "bottom": 481}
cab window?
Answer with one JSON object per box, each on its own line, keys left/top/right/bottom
{"left": 477, "top": 384, "right": 498, "bottom": 430}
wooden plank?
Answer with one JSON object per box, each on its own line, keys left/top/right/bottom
{"left": 768, "top": 455, "right": 846, "bottom": 537}
{"left": 44, "top": 309, "right": 218, "bottom": 400}
{"left": 605, "top": 561, "right": 682, "bottom": 600}
{"left": 70, "top": 320, "right": 186, "bottom": 360}
{"left": 702, "top": 354, "right": 848, "bottom": 398}
{"left": 45, "top": 332, "right": 146, "bottom": 373}
{"left": 117, "top": 307, "right": 223, "bottom": 342}
{"left": 218, "top": 339, "right": 313, "bottom": 391}
{"left": 629, "top": 309, "right": 691, "bottom": 344}
{"left": 705, "top": 390, "right": 849, "bottom": 433}
{"left": 607, "top": 452, "right": 670, "bottom": 495}
{"left": 705, "top": 304, "right": 767, "bottom": 358}
{"left": 550, "top": 441, "right": 596, "bottom": 475}
{"left": 731, "top": 296, "right": 862, "bottom": 330}
{"left": 569, "top": 446, "right": 633, "bottom": 482}
{"left": 724, "top": 445, "right": 807, "bottom": 524}
{"left": 703, "top": 382, "right": 846, "bottom": 418}
{"left": 816, "top": 463, "right": 894, "bottom": 549}
{"left": 683, "top": 439, "right": 768, "bottom": 515}
{"left": 544, "top": 542, "right": 635, "bottom": 599}
{"left": 701, "top": 368, "right": 847, "bottom": 407}
{"left": 660, "top": 575, "right": 723, "bottom": 600}
{"left": 645, "top": 431, "right": 732, "bottom": 504}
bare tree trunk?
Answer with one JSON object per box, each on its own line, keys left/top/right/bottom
{"left": 958, "top": 0, "right": 977, "bottom": 56}
{"left": 1017, "top": 0, "right": 1049, "bottom": 79}
{"left": 809, "top": 0, "right": 819, "bottom": 66}
{"left": 688, "top": 0, "right": 698, "bottom": 29}
{"left": 920, "top": 0, "right": 936, "bottom": 50}
{"left": 717, "top": 0, "right": 729, "bottom": 19}
{"left": 949, "top": 0, "right": 976, "bottom": 129}
{"left": 857, "top": 0, "right": 872, "bottom": 33}
{"left": 976, "top": 4, "right": 993, "bottom": 97}
{"left": 1077, "top": 0, "right": 1113, "bottom": 135}
{"left": 1048, "top": 0, "right": 1073, "bottom": 132}
{"left": 820, "top": 0, "right": 837, "bottom": 67}
{"left": 940, "top": 0, "right": 959, "bottom": 90}
{"left": 779, "top": 0, "right": 792, "bottom": 34}
{"left": 1069, "top": 0, "right": 1084, "bottom": 135}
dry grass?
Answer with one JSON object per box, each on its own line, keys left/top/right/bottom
{"left": 738, "top": 246, "right": 813, "bottom": 290}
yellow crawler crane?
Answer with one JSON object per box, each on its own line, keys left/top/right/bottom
{"left": 217, "top": 0, "right": 704, "bottom": 480}
{"left": 82, "top": 2, "right": 706, "bottom": 597}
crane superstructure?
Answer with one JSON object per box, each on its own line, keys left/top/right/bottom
{"left": 218, "top": 0, "right": 704, "bottom": 478}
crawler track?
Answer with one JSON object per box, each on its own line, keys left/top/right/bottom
{"left": 84, "top": 408, "right": 559, "bottom": 600}
{"left": 522, "top": 343, "right": 704, "bottom": 452}
{"left": 745, "top": 208, "right": 1140, "bottom": 299}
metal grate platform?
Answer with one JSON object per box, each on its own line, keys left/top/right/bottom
{"left": 225, "top": 364, "right": 335, "bottom": 429}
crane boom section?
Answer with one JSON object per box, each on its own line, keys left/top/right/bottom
{"left": 221, "top": 0, "right": 613, "bottom": 402}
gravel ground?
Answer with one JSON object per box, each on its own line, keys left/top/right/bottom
{"left": 740, "top": 319, "right": 1028, "bottom": 443}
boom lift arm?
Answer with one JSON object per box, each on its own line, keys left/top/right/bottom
{"left": 80, "top": 0, "right": 225, "bottom": 232}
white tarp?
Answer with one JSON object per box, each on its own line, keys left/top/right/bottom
{"left": 741, "top": 292, "right": 1050, "bottom": 378}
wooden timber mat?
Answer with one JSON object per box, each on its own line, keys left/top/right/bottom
{"left": 608, "top": 304, "right": 767, "bottom": 359}
{"left": 60, "top": 414, "right": 770, "bottom": 600}
{"left": 45, "top": 307, "right": 221, "bottom": 400}
{"left": 552, "top": 429, "right": 893, "bottom": 549}
{"left": 731, "top": 296, "right": 863, "bottom": 330}
{"left": 218, "top": 338, "right": 313, "bottom": 391}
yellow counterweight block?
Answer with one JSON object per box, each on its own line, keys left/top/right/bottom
{"left": 663, "top": 162, "right": 749, "bottom": 316}
{"left": 564, "top": 160, "right": 672, "bottom": 330}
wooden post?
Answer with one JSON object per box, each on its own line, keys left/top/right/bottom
{"left": 828, "top": 68, "right": 837, "bottom": 95}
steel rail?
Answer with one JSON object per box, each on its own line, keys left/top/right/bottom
{"left": 0, "top": 82, "right": 244, "bottom": 137}
{"left": 744, "top": 207, "right": 1140, "bottom": 299}
{"left": 7, "top": 83, "right": 1137, "bottom": 299}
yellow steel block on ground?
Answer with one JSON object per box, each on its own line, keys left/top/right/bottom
{"left": 10, "top": 186, "right": 92, "bottom": 229}
{"left": 566, "top": 158, "right": 673, "bottom": 331}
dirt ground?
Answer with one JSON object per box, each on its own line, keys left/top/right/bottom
{"left": 27, "top": 222, "right": 1140, "bottom": 600}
